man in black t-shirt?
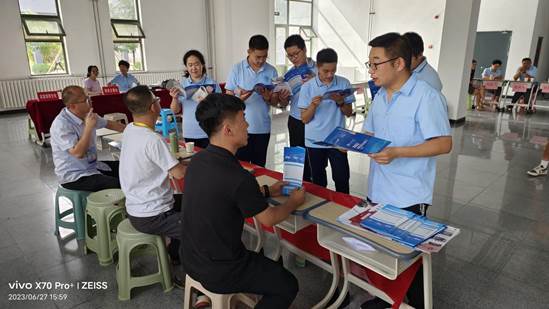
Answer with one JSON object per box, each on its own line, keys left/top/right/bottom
{"left": 180, "top": 93, "right": 305, "bottom": 309}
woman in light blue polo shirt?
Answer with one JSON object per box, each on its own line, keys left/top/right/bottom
{"left": 170, "top": 50, "right": 221, "bottom": 149}
{"left": 298, "top": 48, "right": 355, "bottom": 194}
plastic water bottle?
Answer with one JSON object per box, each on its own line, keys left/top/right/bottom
{"left": 169, "top": 132, "right": 179, "bottom": 154}
{"left": 295, "top": 255, "right": 306, "bottom": 268}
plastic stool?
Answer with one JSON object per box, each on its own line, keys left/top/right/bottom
{"left": 183, "top": 275, "right": 257, "bottom": 309}
{"left": 116, "top": 219, "right": 173, "bottom": 300}
{"left": 104, "top": 112, "right": 128, "bottom": 124}
{"left": 155, "top": 108, "right": 179, "bottom": 137}
{"left": 85, "top": 189, "right": 126, "bottom": 266}
{"left": 54, "top": 186, "right": 91, "bottom": 240}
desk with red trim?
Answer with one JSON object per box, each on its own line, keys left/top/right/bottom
{"left": 26, "top": 88, "right": 172, "bottom": 143}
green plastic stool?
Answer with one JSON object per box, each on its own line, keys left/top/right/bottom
{"left": 116, "top": 219, "right": 173, "bottom": 300}
{"left": 54, "top": 186, "right": 91, "bottom": 240}
{"left": 85, "top": 189, "right": 126, "bottom": 266}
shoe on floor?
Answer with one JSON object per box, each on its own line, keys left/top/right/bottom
{"left": 194, "top": 295, "right": 211, "bottom": 308}
{"left": 527, "top": 164, "right": 548, "bottom": 177}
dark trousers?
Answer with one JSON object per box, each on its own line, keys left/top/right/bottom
{"left": 364, "top": 199, "right": 430, "bottom": 308}
{"left": 236, "top": 133, "right": 271, "bottom": 167}
{"left": 62, "top": 161, "right": 120, "bottom": 191}
{"left": 203, "top": 251, "right": 298, "bottom": 309}
{"left": 184, "top": 137, "right": 209, "bottom": 149}
{"left": 127, "top": 194, "right": 182, "bottom": 261}
{"left": 307, "top": 147, "right": 350, "bottom": 194}
{"left": 287, "top": 116, "right": 311, "bottom": 182}
{"left": 511, "top": 84, "right": 537, "bottom": 104}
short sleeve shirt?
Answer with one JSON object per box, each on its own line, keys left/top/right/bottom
{"left": 110, "top": 73, "right": 139, "bottom": 92}
{"left": 412, "top": 59, "right": 443, "bottom": 92}
{"left": 363, "top": 76, "right": 451, "bottom": 207}
{"left": 181, "top": 145, "right": 268, "bottom": 286}
{"left": 50, "top": 108, "right": 107, "bottom": 184}
{"left": 225, "top": 59, "right": 278, "bottom": 134}
{"left": 83, "top": 78, "right": 101, "bottom": 94}
{"left": 177, "top": 76, "right": 221, "bottom": 139}
{"left": 119, "top": 123, "right": 179, "bottom": 217}
{"left": 298, "top": 75, "right": 356, "bottom": 148}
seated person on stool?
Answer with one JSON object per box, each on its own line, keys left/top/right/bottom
{"left": 511, "top": 57, "right": 538, "bottom": 106}
{"left": 119, "top": 86, "right": 188, "bottom": 280}
{"left": 362, "top": 33, "right": 452, "bottom": 308}
{"left": 477, "top": 59, "right": 504, "bottom": 110}
{"left": 181, "top": 93, "right": 305, "bottom": 309}
{"left": 51, "top": 85, "right": 125, "bottom": 192}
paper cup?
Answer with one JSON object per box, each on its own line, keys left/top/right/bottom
{"left": 185, "top": 142, "right": 195, "bottom": 153}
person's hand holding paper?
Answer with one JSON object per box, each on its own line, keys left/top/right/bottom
{"left": 368, "top": 147, "right": 400, "bottom": 164}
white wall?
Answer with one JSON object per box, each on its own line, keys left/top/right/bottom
{"left": 530, "top": 0, "right": 549, "bottom": 81}
{"left": 211, "top": 0, "right": 272, "bottom": 82}
{"left": 0, "top": 0, "right": 207, "bottom": 80}
{"left": 370, "top": 0, "right": 446, "bottom": 69}
{"left": 477, "top": 0, "right": 539, "bottom": 80}
{"left": 0, "top": 0, "right": 31, "bottom": 79}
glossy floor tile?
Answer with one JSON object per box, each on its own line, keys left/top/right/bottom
{"left": 1, "top": 105, "right": 549, "bottom": 308}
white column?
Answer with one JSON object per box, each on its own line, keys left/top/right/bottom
{"left": 438, "top": 0, "right": 481, "bottom": 121}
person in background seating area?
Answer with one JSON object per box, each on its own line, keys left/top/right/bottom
{"left": 109, "top": 60, "right": 140, "bottom": 92}
{"left": 83, "top": 65, "right": 102, "bottom": 96}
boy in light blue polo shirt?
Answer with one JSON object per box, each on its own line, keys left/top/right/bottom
{"left": 403, "top": 32, "right": 443, "bottom": 92}
{"left": 169, "top": 50, "right": 221, "bottom": 149}
{"left": 225, "top": 35, "right": 279, "bottom": 167}
{"left": 281, "top": 34, "right": 317, "bottom": 182}
{"left": 298, "top": 48, "right": 355, "bottom": 193}
{"left": 109, "top": 60, "right": 139, "bottom": 92}
{"left": 361, "top": 32, "right": 452, "bottom": 309}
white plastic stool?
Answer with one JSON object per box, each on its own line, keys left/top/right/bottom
{"left": 104, "top": 113, "right": 128, "bottom": 125}
{"left": 183, "top": 275, "right": 257, "bottom": 309}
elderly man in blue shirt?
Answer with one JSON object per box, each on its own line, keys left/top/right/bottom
{"left": 510, "top": 57, "right": 538, "bottom": 106}
{"left": 50, "top": 85, "right": 125, "bottom": 191}
{"left": 403, "top": 32, "right": 443, "bottom": 92}
{"left": 225, "top": 35, "right": 281, "bottom": 167}
{"left": 109, "top": 60, "right": 140, "bottom": 92}
{"left": 361, "top": 32, "right": 452, "bottom": 309}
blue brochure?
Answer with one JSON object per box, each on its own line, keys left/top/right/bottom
{"left": 360, "top": 205, "right": 447, "bottom": 248}
{"left": 322, "top": 88, "right": 357, "bottom": 100}
{"left": 183, "top": 84, "right": 216, "bottom": 98}
{"left": 284, "top": 65, "right": 314, "bottom": 94}
{"left": 311, "top": 127, "right": 391, "bottom": 154}
{"left": 251, "top": 83, "right": 275, "bottom": 94}
{"left": 282, "top": 146, "right": 306, "bottom": 196}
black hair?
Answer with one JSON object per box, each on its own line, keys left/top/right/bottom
{"left": 472, "top": 59, "right": 477, "bottom": 63}
{"left": 196, "top": 93, "right": 246, "bottom": 137}
{"left": 402, "top": 32, "right": 424, "bottom": 57}
{"left": 249, "top": 34, "right": 269, "bottom": 50}
{"left": 368, "top": 32, "right": 412, "bottom": 71}
{"left": 492, "top": 59, "right": 502, "bottom": 65}
{"left": 118, "top": 60, "right": 130, "bottom": 69}
{"left": 284, "top": 34, "right": 306, "bottom": 50}
{"left": 87, "top": 65, "right": 98, "bottom": 78}
{"left": 522, "top": 57, "right": 532, "bottom": 63}
{"left": 183, "top": 50, "right": 207, "bottom": 78}
{"left": 316, "top": 48, "right": 338, "bottom": 66}
{"left": 124, "top": 85, "right": 153, "bottom": 115}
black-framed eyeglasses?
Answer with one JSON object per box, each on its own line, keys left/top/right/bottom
{"left": 286, "top": 49, "right": 304, "bottom": 59}
{"left": 365, "top": 57, "right": 399, "bottom": 70}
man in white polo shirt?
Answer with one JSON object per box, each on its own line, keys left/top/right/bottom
{"left": 119, "top": 85, "right": 187, "bottom": 272}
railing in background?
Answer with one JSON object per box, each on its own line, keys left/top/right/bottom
{"left": 0, "top": 71, "right": 182, "bottom": 111}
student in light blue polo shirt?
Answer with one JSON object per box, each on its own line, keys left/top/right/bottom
{"left": 50, "top": 85, "right": 125, "bottom": 192}
{"left": 511, "top": 57, "right": 538, "bottom": 105}
{"left": 361, "top": 32, "right": 452, "bottom": 309}
{"left": 403, "top": 32, "right": 443, "bottom": 92}
{"left": 298, "top": 48, "right": 355, "bottom": 194}
{"left": 170, "top": 50, "right": 221, "bottom": 149}
{"left": 477, "top": 59, "right": 504, "bottom": 110}
{"left": 109, "top": 60, "right": 140, "bottom": 92}
{"left": 281, "top": 34, "right": 317, "bottom": 182}
{"left": 225, "top": 35, "right": 279, "bottom": 167}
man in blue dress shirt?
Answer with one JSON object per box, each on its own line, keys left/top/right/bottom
{"left": 403, "top": 32, "right": 443, "bottom": 92}
{"left": 298, "top": 48, "right": 355, "bottom": 194}
{"left": 511, "top": 57, "right": 538, "bottom": 106}
{"left": 109, "top": 60, "right": 140, "bottom": 92}
{"left": 361, "top": 32, "right": 452, "bottom": 309}
{"left": 225, "top": 35, "right": 280, "bottom": 167}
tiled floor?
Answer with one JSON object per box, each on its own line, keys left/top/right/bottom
{"left": 1, "top": 106, "right": 549, "bottom": 308}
